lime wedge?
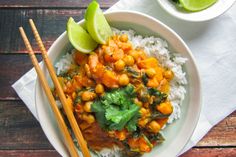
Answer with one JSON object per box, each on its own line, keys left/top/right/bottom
{"left": 67, "top": 17, "right": 98, "bottom": 53}
{"left": 179, "top": 0, "right": 217, "bottom": 11}
{"left": 85, "top": 1, "right": 113, "bottom": 44}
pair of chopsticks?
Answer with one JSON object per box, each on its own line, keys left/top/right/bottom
{"left": 19, "top": 19, "right": 91, "bottom": 157}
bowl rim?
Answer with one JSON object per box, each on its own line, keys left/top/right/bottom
{"left": 157, "top": 0, "right": 236, "bottom": 22}
{"left": 35, "top": 10, "right": 202, "bottom": 157}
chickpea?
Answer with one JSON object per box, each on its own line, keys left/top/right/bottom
{"left": 104, "top": 46, "right": 112, "bottom": 55}
{"left": 72, "top": 92, "right": 77, "bottom": 100}
{"left": 95, "top": 84, "right": 104, "bottom": 94}
{"left": 121, "top": 42, "right": 132, "bottom": 51}
{"left": 119, "top": 34, "right": 128, "bottom": 42}
{"left": 156, "top": 102, "right": 173, "bottom": 115}
{"left": 164, "top": 70, "right": 174, "bottom": 80}
{"left": 128, "top": 50, "right": 139, "bottom": 60}
{"left": 138, "top": 118, "right": 149, "bottom": 127}
{"left": 147, "top": 121, "right": 161, "bottom": 133}
{"left": 81, "top": 91, "right": 96, "bottom": 101}
{"left": 123, "top": 55, "right": 135, "bottom": 66}
{"left": 139, "top": 107, "right": 148, "bottom": 117}
{"left": 84, "top": 101, "right": 92, "bottom": 112}
{"left": 82, "top": 114, "right": 95, "bottom": 124}
{"left": 86, "top": 114, "right": 95, "bottom": 124}
{"left": 118, "top": 74, "right": 129, "bottom": 86}
{"left": 146, "top": 68, "right": 156, "bottom": 78}
{"left": 115, "top": 59, "right": 125, "bottom": 71}
{"left": 139, "top": 107, "right": 150, "bottom": 117}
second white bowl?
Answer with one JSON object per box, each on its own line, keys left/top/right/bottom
{"left": 157, "top": 0, "right": 236, "bottom": 22}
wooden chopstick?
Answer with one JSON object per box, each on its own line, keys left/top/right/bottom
{"left": 29, "top": 19, "right": 91, "bottom": 157}
{"left": 19, "top": 27, "right": 79, "bottom": 157}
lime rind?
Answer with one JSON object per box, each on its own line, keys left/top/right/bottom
{"left": 179, "top": 0, "right": 218, "bottom": 11}
{"left": 85, "top": 1, "right": 113, "bottom": 44}
{"left": 67, "top": 17, "right": 98, "bottom": 53}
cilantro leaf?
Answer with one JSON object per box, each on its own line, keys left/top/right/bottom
{"left": 91, "top": 101, "right": 107, "bottom": 128}
{"left": 91, "top": 85, "right": 140, "bottom": 131}
{"left": 126, "top": 110, "right": 140, "bottom": 132}
{"left": 107, "top": 104, "right": 140, "bottom": 131}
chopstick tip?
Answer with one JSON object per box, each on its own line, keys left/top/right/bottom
{"left": 19, "top": 27, "right": 24, "bottom": 33}
{"left": 29, "top": 19, "right": 34, "bottom": 24}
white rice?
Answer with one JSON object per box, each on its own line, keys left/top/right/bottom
{"left": 55, "top": 29, "right": 187, "bottom": 156}
{"left": 55, "top": 49, "right": 76, "bottom": 75}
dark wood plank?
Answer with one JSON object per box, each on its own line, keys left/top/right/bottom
{"left": 0, "top": 99, "right": 236, "bottom": 149}
{"left": 0, "top": 9, "right": 111, "bottom": 54}
{"left": 181, "top": 148, "right": 236, "bottom": 157}
{"left": 0, "top": 100, "right": 53, "bottom": 150}
{"left": 0, "top": 148, "right": 236, "bottom": 157}
{"left": 0, "top": 0, "right": 118, "bottom": 8}
{"left": 0, "top": 54, "right": 42, "bottom": 100}
{"left": 0, "top": 9, "right": 86, "bottom": 54}
{"left": 0, "top": 150, "right": 60, "bottom": 157}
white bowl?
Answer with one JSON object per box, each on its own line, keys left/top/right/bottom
{"left": 157, "top": 0, "right": 236, "bottom": 22}
{"left": 35, "top": 11, "right": 201, "bottom": 157}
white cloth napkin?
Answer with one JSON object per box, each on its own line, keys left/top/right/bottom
{"left": 12, "top": 0, "right": 236, "bottom": 155}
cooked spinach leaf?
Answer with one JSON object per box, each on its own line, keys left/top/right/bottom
{"left": 149, "top": 111, "right": 170, "bottom": 120}
{"left": 148, "top": 88, "right": 167, "bottom": 105}
{"left": 74, "top": 95, "right": 82, "bottom": 104}
{"left": 125, "top": 67, "right": 140, "bottom": 78}
{"left": 148, "top": 133, "right": 165, "bottom": 144}
{"left": 141, "top": 73, "right": 149, "bottom": 85}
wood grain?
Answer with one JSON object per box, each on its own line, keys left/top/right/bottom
{"left": 0, "top": 9, "right": 86, "bottom": 54}
{"left": 0, "top": 0, "right": 118, "bottom": 8}
{"left": 0, "top": 54, "right": 42, "bottom": 100}
{"left": 0, "top": 150, "right": 60, "bottom": 157}
{"left": 0, "top": 148, "right": 236, "bottom": 157}
{"left": 181, "top": 148, "right": 236, "bottom": 157}
{"left": 0, "top": 100, "right": 235, "bottom": 150}
{"left": 0, "top": 100, "right": 53, "bottom": 149}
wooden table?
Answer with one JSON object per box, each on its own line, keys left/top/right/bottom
{"left": 0, "top": 0, "right": 235, "bottom": 156}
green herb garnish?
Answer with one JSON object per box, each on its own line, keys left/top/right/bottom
{"left": 91, "top": 84, "right": 140, "bottom": 132}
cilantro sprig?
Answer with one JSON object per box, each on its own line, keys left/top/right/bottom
{"left": 91, "top": 84, "right": 140, "bottom": 132}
